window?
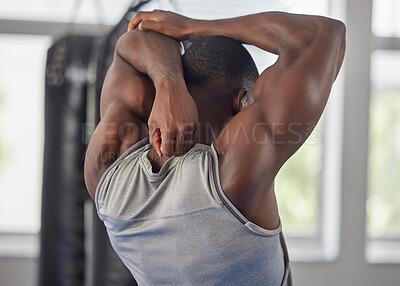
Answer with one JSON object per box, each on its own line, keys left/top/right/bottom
{"left": 0, "top": 35, "right": 51, "bottom": 233}
{"left": 276, "top": 124, "right": 322, "bottom": 237}
{"left": 365, "top": 0, "right": 400, "bottom": 264}
{"left": 0, "top": 0, "right": 138, "bottom": 256}
{"left": 372, "top": 0, "right": 400, "bottom": 37}
{"left": 366, "top": 50, "right": 400, "bottom": 263}
{"left": 0, "top": 0, "right": 332, "bottom": 260}
{"left": 367, "top": 50, "right": 400, "bottom": 240}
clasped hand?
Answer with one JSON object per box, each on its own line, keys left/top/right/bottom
{"left": 148, "top": 79, "right": 198, "bottom": 158}
{"left": 127, "top": 10, "right": 198, "bottom": 158}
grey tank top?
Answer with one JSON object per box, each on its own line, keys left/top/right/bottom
{"left": 95, "top": 137, "right": 290, "bottom": 286}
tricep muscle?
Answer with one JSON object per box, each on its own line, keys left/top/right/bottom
{"left": 215, "top": 19, "right": 346, "bottom": 196}
{"left": 84, "top": 52, "right": 153, "bottom": 198}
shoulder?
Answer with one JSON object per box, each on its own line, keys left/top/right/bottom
{"left": 85, "top": 135, "right": 150, "bottom": 200}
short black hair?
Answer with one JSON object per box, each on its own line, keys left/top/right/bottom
{"left": 182, "top": 36, "right": 259, "bottom": 93}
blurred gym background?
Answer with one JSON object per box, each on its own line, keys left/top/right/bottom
{"left": 0, "top": 0, "right": 399, "bottom": 285}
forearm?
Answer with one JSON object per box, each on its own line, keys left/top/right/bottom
{"left": 112, "top": 29, "right": 198, "bottom": 157}
{"left": 116, "top": 29, "right": 184, "bottom": 87}
{"left": 187, "top": 12, "right": 341, "bottom": 55}
{"left": 105, "top": 29, "right": 187, "bottom": 122}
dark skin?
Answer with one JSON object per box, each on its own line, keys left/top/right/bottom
{"left": 85, "top": 10, "right": 346, "bottom": 230}
{"left": 84, "top": 29, "right": 198, "bottom": 192}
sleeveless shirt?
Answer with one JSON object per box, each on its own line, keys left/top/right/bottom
{"left": 95, "top": 137, "right": 290, "bottom": 285}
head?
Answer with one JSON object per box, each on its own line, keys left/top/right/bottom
{"left": 182, "top": 36, "right": 259, "bottom": 144}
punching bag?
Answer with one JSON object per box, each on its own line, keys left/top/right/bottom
{"left": 89, "top": 1, "right": 150, "bottom": 286}
{"left": 39, "top": 35, "right": 95, "bottom": 286}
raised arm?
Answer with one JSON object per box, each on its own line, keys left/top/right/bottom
{"left": 84, "top": 30, "right": 197, "bottom": 198}
{"left": 130, "top": 11, "right": 346, "bottom": 227}
{"left": 182, "top": 12, "right": 346, "bottom": 155}
{"left": 129, "top": 11, "right": 345, "bottom": 156}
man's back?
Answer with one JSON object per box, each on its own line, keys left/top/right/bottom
{"left": 85, "top": 10, "right": 345, "bottom": 286}
{"left": 96, "top": 137, "right": 288, "bottom": 286}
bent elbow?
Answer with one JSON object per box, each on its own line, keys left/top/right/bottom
{"left": 115, "top": 30, "right": 143, "bottom": 59}
{"left": 331, "top": 19, "right": 346, "bottom": 41}
{"left": 319, "top": 18, "right": 346, "bottom": 42}
{"left": 288, "top": 18, "right": 346, "bottom": 52}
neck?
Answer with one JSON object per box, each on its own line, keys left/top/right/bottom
{"left": 196, "top": 108, "right": 233, "bottom": 146}
{"left": 196, "top": 116, "right": 231, "bottom": 146}
{"left": 188, "top": 86, "right": 237, "bottom": 145}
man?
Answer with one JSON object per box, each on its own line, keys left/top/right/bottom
{"left": 84, "top": 10, "right": 345, "bottom": 285}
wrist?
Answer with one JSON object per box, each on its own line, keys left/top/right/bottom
{"left": 153, "top": 74, "right": 187, "bottom": 94}
{"left": 186, "top": 19, "right": 207, "bottom": 39}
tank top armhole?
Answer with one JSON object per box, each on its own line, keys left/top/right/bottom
{"left": 94, "top": 136, "right": 150, "bottom": 212}
{"left": 210, "top": 143, "right": 282, "bottom": 237}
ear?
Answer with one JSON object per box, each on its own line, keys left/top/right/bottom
{"left": 233, "top": 88, "right": 248, "bottom": 114}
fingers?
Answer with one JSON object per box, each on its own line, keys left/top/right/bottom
{"left": 153, "top": 129, "right": 163, "bottom": 157}
{"left": 175, "top": 124, "right": 198, "bottom": 156}
{"left": 161, "top": 126, "right": 194, "bottom": 157}
{"left": 149, "top": 124, "right": 163, "bottom": 157}
{"left": 148, "top": 122, "right": 162, "bottom": 157}
{"left": 149, "top": 123, "right": 197, "bottom": 158}
{"left": 139, "top": 20, "right": 161, "bottom": 32}
{"left": 174, "top": 126, "right": 186, "bottom": 156}
{"left": 153, "top": 129, "right": 197, "bottom": 157}
{"left": 128, "top": 15, "right": 143, "bottom": 32}
{"left": 181, "top": 132, "right": 194, "bottom": 155}
{"left": 127, "top": 11, "right": 158, "bottom": 32}
{"left": 160, "top": 129, "right": 175, "bottom": 158}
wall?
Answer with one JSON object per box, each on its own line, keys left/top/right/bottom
{"left": 0, "top": 257, "right": 37, "bottom": 286}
